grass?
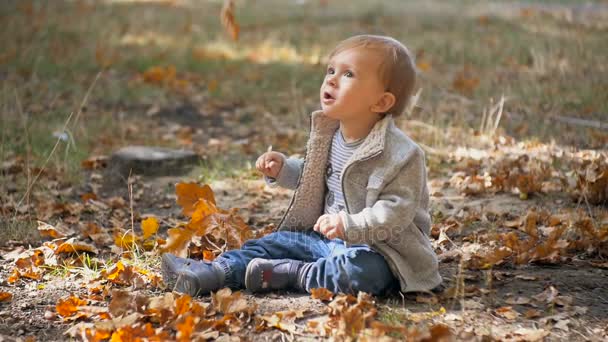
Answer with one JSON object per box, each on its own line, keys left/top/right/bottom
{"left": 1, "top": 0, "right": 606, "bottom": 237}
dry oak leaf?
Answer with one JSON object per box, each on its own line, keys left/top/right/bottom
{"left": 495, "top": 306, "right": 520, "bottom": 320}
{"left": 142, "top": 65, "right": 176, "bottom": 84}
{"left": 55, "top": 238, "right": 99, "bottom": 255}
{"left": 175, "top": 182, "right": 216, "bottom": 217}
{"left": 257, "top": 310, "right": 306, "bottom": 334}
{"left": 109, "top": 323, "right": 169, "bottom": 342}
{"left": 56, "top": 295, "right": 88, "bottom": 318}
{"left": 0, "top": 292, "right": 12, "bottom": 302}
{"left": 211, "top": 288, "right": 255, "bottom": 315}
{"left": 311, "top": 287, "right": 335, "bottom": 301}
{"left": 37, "top": 220, "right": 75, "bottom": 239}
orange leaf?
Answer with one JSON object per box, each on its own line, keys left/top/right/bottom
{"left": 220, "top": 0, "right": 240, "bottom": 41}
{"left": 55, "top": 238, "right": 99, "bottom": 255}
{"left": 141, "top": 217, "right": 159, "bottom": 239}
{"left": 174, "top": 294, "right": 192, "bottom": 316}
{"left": 203, "top": 250, "right": 215, "bottom": 261}
{"left": 142, "top": 65, "right": 176, "bottom": 84}
{"left": 0, "top": 292, "right": 12, "bottom": 302}
{"left": 175, "top": 182, "right": 216, "bottom": 217}
{"left": 161, "top": 227, "right": 194, "bottom": 257}
{"left": 37, "top": 221, "right": 74, "bottom": 239}
{"left": 81, "top": 192, "right": 98, "bottom": 203}
{"left": 311, "top": 288, "right": 334, "bottom": 301}
{"left": 176, "top": 314, "right": 196, "bottom": 342}
{"left": 56, "top": 295, "right": 88, "bottom": 317}
{"left": 211, "top": 288, "right": 253, "bottom": 314}
{"left": 7, "top": 269, "right": 21, "bottom": 284}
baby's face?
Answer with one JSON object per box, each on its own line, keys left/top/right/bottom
{"left": 320, "top": 47, "right": 387, "bottom": 121}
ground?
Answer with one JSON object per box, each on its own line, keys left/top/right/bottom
{"left": 1, "top": 0, "right": 607, "bottom": 341}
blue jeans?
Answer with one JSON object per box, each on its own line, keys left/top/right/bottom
{"left": 214, "top": 230, "right": 398, "bottom": 295}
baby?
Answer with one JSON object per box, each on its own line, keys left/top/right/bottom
{"left": 161, "top": 35, "right": 442, "bottom": 296}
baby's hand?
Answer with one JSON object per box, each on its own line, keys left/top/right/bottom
{"left": 256, "top": 151, "right": 284, "bottom": 179}
{"left": 314, "top": 214, "right": 345, "bottom": 240}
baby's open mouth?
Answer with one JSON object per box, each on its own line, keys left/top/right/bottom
{"left": 323, "top": 92, "right": 334, "bottom": 100}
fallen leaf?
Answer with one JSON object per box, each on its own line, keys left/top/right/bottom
{"left": 211, "top": 288, "right": 254, "bottom": 315}
{"left": 0, "top": 292, "right": 12, "bottom": 302}
{"left": 311, "top": 288, "right": 334, "bottom": 301}
{"left": 56, "top": 295, "right": 88, "bottom": 318}
{"left": 55, "top": 238, "right": 99, "bottom": 255}
{"left": 37, "top": 221, "right": 75, "bottom": 239}
{"left": 513, "top": 328, "right": 549, "bottom": 341}
{"left": 495, "top": 306, "right": 520, "bottom": 320}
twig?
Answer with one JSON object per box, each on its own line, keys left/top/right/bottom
{"left": 16, "top": 72, "right": 101, "bottom": 208}
{"left": 550, "top": 114, "right": 607, "bottom": 131}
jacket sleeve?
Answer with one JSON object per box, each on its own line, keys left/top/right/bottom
{"left": 338, "top": 150, "right": 426, "bottom": 245}
{"left": 264, "top": 153, "right": 305, "bottom": 190}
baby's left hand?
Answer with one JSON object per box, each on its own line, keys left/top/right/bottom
{"left": 314, "top": 214, "right": 345, "bottom": 240}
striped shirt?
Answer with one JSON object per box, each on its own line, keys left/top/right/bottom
{"left": 324, "top": 129, "right": 364, "bottom": 215}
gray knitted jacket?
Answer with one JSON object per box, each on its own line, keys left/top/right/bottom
{"left": 266, "top": 110, "right": 442, "bottom": 293}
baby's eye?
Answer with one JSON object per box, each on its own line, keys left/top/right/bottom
{"left": 344, "top": 71, "right": 354, "bottom": 78}
{"left": 327, "top": 67, "right": 335, "bottom": 75}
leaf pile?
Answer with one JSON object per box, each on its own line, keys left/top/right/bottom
{"left": 433, "top": 208, "right": 608, "bottom": 270}
{"left": 64, "top": 289, "right": 256, "bottom": 341}
{"left": 160, "top": 182, "right": 253, "bottom": 260}
{"left": 448, "top": 138, "right": 607, "bottom": 203}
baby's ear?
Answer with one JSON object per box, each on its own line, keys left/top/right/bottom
{"left": 371, "top": 92, "right": 396, "bottom": 114}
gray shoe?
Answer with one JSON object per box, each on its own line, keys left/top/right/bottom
{"left": 161, "top": 253, "right": 224, "bottom": 296}
{"left": 245, "top": 258, "right": 309, "bottom": 293}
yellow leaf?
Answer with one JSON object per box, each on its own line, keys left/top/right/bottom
{"left": 141, "top": 217, "right": 159, "bottom": 239}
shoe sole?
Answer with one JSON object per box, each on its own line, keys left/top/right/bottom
{"left": 161, "top": 254, "right": 200, "bottom": 297}
{"left": 245, "top": 258, "right": 267, "bottom": 293}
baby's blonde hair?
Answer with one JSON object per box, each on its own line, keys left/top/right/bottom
{"left": 328, "top": 35, "right": 416, "bottom": 117}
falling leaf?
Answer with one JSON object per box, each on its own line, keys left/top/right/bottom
{"left": 141, "top": 217, "right": 159, "bottom": 239}
{"left": 311, "top": 288, "right": 334, "bottom": 301}
{"left": 0, "top": 292, "right": 12, "bottom": 302}
{"left": 220, "top": 0, "right": 239, "bottom": 41}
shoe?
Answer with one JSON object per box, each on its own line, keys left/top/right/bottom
{"left": 161, "top": 253, "right": 224, "bottom": 296}
{"left": 245, "top": 258, "right": 310, "bottom": 293}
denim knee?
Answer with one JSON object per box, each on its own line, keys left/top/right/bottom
{"left": 341, "top": 249, "right": 394, "bottom": 295}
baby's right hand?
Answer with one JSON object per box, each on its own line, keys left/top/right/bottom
{"left": 255, "top": 152, "right": 284, "bottom": 179}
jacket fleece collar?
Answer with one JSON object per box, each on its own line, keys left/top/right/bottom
{"left": 310, "top": 110, "right": 393, "bottom": 162}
